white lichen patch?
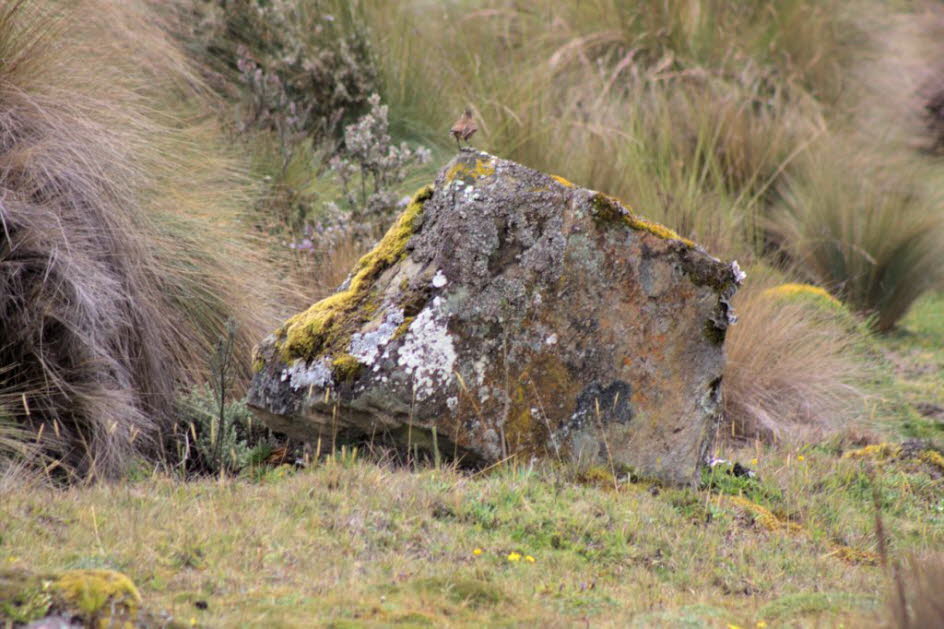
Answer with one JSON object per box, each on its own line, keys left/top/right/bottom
{"left": 348, "top": 309, "right": 404, "bottom": 366}
{"left": 282, "top": 359, "right": 332, "bottom": 391}
{"left": 731, "top": 260, "right": 747, "bottom": 284}
{"left": 396, "top": 297, "right": 457, "bottom": 400}
{"left": 432, "top": 269, "right": 448, "bottom": 288}
{"left": 473, "top": 356, "right": 488, "bottom": 386}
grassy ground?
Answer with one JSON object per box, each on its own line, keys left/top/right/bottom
{"left": 3, "top": 0, "right": 944, "bottom": 626}
{"left": 2, "top": 294, "right": 942, "bottom": 627}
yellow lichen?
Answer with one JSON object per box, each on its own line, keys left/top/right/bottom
{"left": 761, "top": 283, "right": 842, "bottom": 307}
{"left": 392, "top": 316, "right": 415, "bottom": 340}
{"left": 445, "top": 157, "right": 496, "bottom": 184}
{"left": 550, "top": 174, "right": 575, "bottom": 188}
{"left": 590, "top": 193, "right": 695, "bottom": 247}
{"left": 276, "top": 185, "right": 434, "bottom": 362}
{"left": 827, "top": 546, "right": 879, "bottom": 565}
{"left": 54, "top": 570, "right": 141, "bottom": 628}
{"left": 841, "top": 443, "right": 901, "bottom": 461}
{"left": 577, "top": 465, "right": 617, "bottom": 489}
{"left": 724, "top": 496, "right": 877, "bottom": 564}
{"left": 842, "top": 443, "right": 944, "bottom": 474}
{"left": 918, "top": 449, "right": 944, "bottom": 473}
{"left": 331, "top": 354, "right": 363, "bottom": 383}
{"left": 725, "top": 495, "right": 802, "bottom": 532}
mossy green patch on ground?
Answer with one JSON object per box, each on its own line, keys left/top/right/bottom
{"left": 0, "top": 570, "right": 52, "bottom": 624}
{"left": 2, "top": 446, "right": 941, "bottom": 627}
{"left": 1, "top": 569, "right": 142, "bottom": 627}
{"left": 882, "top": 292, "right": 944, "bottom": 444}
{"left": 276, "top": 185, "right": 434, "bottom": 363}
{"left": 55, "top": 569, "right": 141, "bottom": 627}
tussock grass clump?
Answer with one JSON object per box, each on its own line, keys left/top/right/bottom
{"left": 0, "top": 0, "right": 292, "bottom": 480}
{"left": 770, "top": 143, "right": 944, "bottom": 331}
{"left": 722, "top": 274, "right": 881, "bottom": 443}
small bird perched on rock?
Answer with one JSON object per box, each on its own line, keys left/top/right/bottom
{"left": 450, "top": 107, "right": 477, "bottom": 150}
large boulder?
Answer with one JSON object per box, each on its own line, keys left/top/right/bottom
{"left": 248, "top": 151, "right": 743, "bottom": 484}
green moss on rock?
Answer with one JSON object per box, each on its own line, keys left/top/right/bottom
{"left": 55, "top": 569, "right": 141, "bottom": 627}
{"left": 1, "top": 569, "right": 142, "bottom": 628}
{"left": 590, "top": 192, "right": 696, "bottom": 247}
{"left": 331, "top": 354, "right": 364, "bottom": 383}
{"left": 393, "top": 316, "right": 415, "bottom": 340}
{"left": 276, "top": 185, "right": 434, "bottom": 363}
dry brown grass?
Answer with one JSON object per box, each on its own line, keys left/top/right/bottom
{"left": 722, "top": 274, "right": 880, "bottom": 443}
{"left": 0, "top": 0, "right": 298, "bottom": 480}
{"left": 888, "top": 553, "right": 944, "bottom": 628}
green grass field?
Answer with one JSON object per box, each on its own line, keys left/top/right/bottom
{"left": 2, "top": 294, "right": 942, "bottom": 627}
{"left": 3, "top": 0, "right": 944, "bottom": 626}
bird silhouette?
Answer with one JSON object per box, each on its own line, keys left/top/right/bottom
{"left": 450, "top": 108, "right": 477, "bottom": 150}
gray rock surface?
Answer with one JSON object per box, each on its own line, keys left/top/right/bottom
{"left": 248, "top": 151, "right": 743, "bottom": 484}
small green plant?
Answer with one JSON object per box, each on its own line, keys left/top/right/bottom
{"left": 173, "top": 320, "right": 272, "bottom": 475}
{"left": 174, "top": 385, "right": 254, "bottom": 475}
{"left": 700, "top": 460, "right": 781, "bottom": 505}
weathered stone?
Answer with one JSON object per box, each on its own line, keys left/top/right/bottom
{"left": 248, "top": 151, "right": 743, "bottom": 484}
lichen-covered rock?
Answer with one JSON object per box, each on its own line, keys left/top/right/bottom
{"left": 248, "top": 151, "right": 743, "bottom": 484}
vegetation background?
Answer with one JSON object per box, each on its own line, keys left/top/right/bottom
{"left": 1, "top": 0, "right": 943, "bottom": 626}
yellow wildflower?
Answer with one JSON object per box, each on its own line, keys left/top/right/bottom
{"left": 190, "top": 618, "right": 197, "bottom": 627}
{"left": 525, "top": 555, "right": 536, "bottom": 563}
{"left": 507, "top": 552, "right": 522, "bottom": 562}
{"left": 797, "top": 455, "right": 805, "bottom": 462}
{"left": 472, "top": 548, "right": 483, "bottom": 556}
{"left": 750, "top": 458, "right": 758, "bottom": 466}
{"left": 756, "top": 621, "right": 768, "bottom": 628}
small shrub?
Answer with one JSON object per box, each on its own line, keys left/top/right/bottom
{"left": 330, "top": 94, "right": 431, "bottom": 223}
{"left": 183, "top": 0, "right": 377, "bottom": 143}
{"left": 173, "top": 385, "right": 268, "bottom": 476}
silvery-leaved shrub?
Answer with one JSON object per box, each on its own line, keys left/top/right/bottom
{"left": 189, "top": 0, "right": 377, "bottom": 143}
{"left": 330, "top": 94, "right": 432, "bottom": 223}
